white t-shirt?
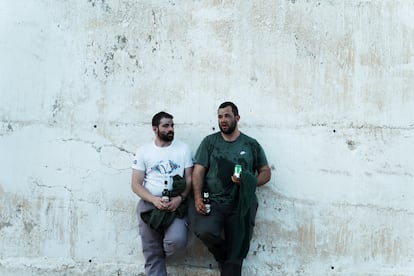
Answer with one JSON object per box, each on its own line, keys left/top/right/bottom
{"left": 132, "top": 140, "right": 193, "bottom": 196}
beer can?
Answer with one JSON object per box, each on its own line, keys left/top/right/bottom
{"left": 234, "top": 164, "right": 242, "bottom": 178}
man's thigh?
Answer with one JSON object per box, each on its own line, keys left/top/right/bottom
{"left": 188, "top": 198, "right": 226, "bottom": 236}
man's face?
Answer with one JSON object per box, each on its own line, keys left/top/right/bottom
{"left": 156, "top": 117, "right": 174, "bottom": 142}
{"left": 218, "top": 106, "right": 238, "bottom": 135}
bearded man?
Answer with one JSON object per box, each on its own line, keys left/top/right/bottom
{"left": 190, "top": 102, "right": 271, "bottom": 276}
{"left": 131, "top": 111, "right": 193, "bottom": 276}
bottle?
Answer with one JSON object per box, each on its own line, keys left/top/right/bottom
{"left": 203, "top": 191, "right": 211, "bottom": 215}
{"left": 161, "top": 180, "right": 170, "bottom": 203}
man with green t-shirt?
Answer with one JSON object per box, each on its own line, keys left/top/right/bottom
{"left": 190, "top": 101, "right": 271, "bottom": 276}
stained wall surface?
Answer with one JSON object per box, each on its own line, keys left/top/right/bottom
{"left": 1, "top": 1, "right": 414, "bottom": 275}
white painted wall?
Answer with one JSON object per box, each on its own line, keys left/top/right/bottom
{"left": 1, "top": 0, "right": 414, "bottom": 275}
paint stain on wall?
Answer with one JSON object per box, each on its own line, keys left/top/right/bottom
{"left": 7, "top": 122, "right": 13, "bottom": 132}
{"left": 346, "top": 139, "right": 357, "bottom": 150}
{"left": 114, "top": 35, "right": 128, "bottom": 50}
{"left": 52, "top": 97, "right": 63, "bottom": 118}
{"left": 0, "top": 222, "right": 12, "bottom": 230}
{"left": 296, "top": 220, "right": 316, "bottom": 255}
{"left": 88, "top": 0, "right": 111, "bottom": 12}
{"left": 24, "top": 221, "right": 35, "bottom": 234}
{"left": 369, "top": 227, "right": 402, "bottom": 263}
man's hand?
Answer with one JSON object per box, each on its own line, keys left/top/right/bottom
{"left": 151, "top": 196, "right": 169, "bottom": 210}
{"left": 195, "top": 197, "right": 207, "bottom": 215}
{"left": 166, "top": 196, "right": 182, "bottom": 212}
{"left": 152, "top": 196, "right": 169, "bottom": 210}
{"left": 231, "top": 175, "right": 241, "bottom": 185}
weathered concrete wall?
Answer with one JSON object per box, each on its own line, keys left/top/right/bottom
{"left": 1, "top": 0, "right": 413, "bottom": 275}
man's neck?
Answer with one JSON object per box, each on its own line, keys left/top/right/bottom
{"left": 154, "top": 138, "right": 172, "bottom": 147}
{"left": 221, "top": 129, "right": 240, "bottom": 142}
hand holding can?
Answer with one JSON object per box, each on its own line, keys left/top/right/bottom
{"left": 233, "top": 164, "right": 242, "bottom": 178}
{"left": 232, "top": 165, "right": 242, "bottom": 184}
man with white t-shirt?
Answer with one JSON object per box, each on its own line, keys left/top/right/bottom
{"left": 131, "top": 111, "right": 193, "bottom": 276}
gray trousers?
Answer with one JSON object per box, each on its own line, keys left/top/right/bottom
{"left": 137, "top": 200, "right": 188, "bottom": 276}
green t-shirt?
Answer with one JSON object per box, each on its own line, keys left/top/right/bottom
{"left": 194, "top": 132, "right": 268, "bottom": 205}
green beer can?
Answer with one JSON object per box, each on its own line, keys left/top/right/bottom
{"left": 234, "top": 164, "right": 242, "bottom": 178}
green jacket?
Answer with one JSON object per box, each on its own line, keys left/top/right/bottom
{"left": 230, "top": 171, "right": 257, "bottom": 260}
{"left": 140, "top": 175, "right": 187, "bottom": 233}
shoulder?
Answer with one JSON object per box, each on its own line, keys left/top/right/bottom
{"left": 197, "top": 133, "right": 222, "bottom": 151}
{"left": 239, "top": 132, "right": 259, "bottom": 144}
{"left": 202, "top": 132, "right": 221, "bottom": 143}
{"left": 173, "top": 139, "right": 188, "bottom": 146}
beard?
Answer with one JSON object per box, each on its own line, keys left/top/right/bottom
{"left": 158, "top": 131, "right": 174, "bottom": 142}
{"left": 219, "top": 120, "right": 237, "bottom": 135}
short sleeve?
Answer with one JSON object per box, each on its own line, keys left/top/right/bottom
{"left": 131, "top": 147, "right": 146, "bottom": 171}
{"left": 194, "top": 136, "right": 210, "bottom": 168}
{"left": 255, "top": 141, "right": 268, "bottom": 170}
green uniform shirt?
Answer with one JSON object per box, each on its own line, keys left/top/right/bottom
{"left": 194, "top": 132, "right": 268, "bottom": 205}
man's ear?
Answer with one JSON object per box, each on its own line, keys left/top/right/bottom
{"left": 236, "top": 115, "right": 240, "bottom": 122}
{"left": 152, "top": 126, "right": 158, "bottom": 133}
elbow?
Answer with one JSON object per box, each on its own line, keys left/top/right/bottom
{"left": 266, "top": 169, "right": 271, "bottom": 182}
{"left": 265, "top": 170, "right": 271, "bottom": 183}
{"left": 258, "top": 168, "right": 271, "bottom": 186}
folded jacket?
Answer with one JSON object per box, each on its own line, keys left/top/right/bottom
{"left": 230, "top": 171, "right": 257, "bottom": 260}
{"left": 140, "top": 175, "right": 187, "bottom": 232}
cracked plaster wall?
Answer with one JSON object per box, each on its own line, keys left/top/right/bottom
{"left": 1, "top": 0, "right": 414, "bottom": 275}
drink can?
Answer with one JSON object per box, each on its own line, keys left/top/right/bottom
{"left": 161, "top": 195, "right": 170, "bottom": 203}
{"left": 205, "top": 203, "right": 211, "bottom": 214}
{"left": 234, "top": 164, "right": 242, "bottom": 178}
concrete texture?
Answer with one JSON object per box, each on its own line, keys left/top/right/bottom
{"left": 1, "top": 0, "right": 413, "bottom": 275}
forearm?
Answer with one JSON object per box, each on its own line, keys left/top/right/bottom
{"left": 256, "top": 165, "right": 271, "bottom": 187}
{"left": 192, "top": 177, "right": 203, "bottom": 200}
{"left": 181, "top": 167, "right": 193, "bottom": 198}
{"left": 192, "top": 165, "right": 205, "bottom": 200}
{"left": 132, "top": 183, "right": 157, "bottom": 203}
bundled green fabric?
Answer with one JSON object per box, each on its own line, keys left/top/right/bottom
{"left": 230, "top": 171, "right": 257, "bottom": 260}
{"left": 140, "top": 175, "right": 187, "bottom": 232}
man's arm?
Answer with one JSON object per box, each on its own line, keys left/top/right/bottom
{"left": 192, "top": 164, "right": 207, "bottom": 214}
{"left": 182, "top": 166, "right": 193, "bottom": 198}
{"left": 256, "top": 165, "right": 271, "bottom": 187}
{"left": 131, "top": 169, "right": 167, "bottom": 210}
{"left": 131, "top": 169, "right": 155, "bottom": 203}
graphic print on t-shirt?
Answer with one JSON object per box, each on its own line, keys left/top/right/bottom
{"left": 151, "top": 160, "right": 180, "bottom": 175}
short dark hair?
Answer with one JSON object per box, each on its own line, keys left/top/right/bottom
{"left": 152, "top": 111, "right": 173, "bottom": 127}
{"left": 218, "top": 101, "right": 239, "bottom": 116}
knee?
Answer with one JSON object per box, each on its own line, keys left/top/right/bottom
{"left": 163, "top": 236, "right": 187, "bottom": 256}
{"left": 194, "top": 227, "right": 209, "bottom": 240}
{"left": 195, "top": 227, "right": 221, "bottom": 243}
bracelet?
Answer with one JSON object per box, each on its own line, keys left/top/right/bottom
{"left": 179, "top": 194, "right": 185, "bottom": 202}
